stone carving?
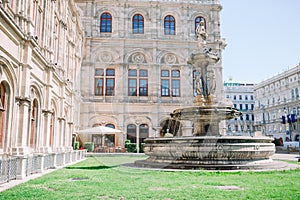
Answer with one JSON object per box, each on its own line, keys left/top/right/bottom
{"left": 132, "top": 53, "right": 145, "bottom": 63}
{"left": 164, "top": 54, "right": 176, "bottom": 64}
{"left": 100, "top": 52, "right": 112, "bottom": 62}
{"left": 196, "top": 18, "right": 208, "bottom": 51}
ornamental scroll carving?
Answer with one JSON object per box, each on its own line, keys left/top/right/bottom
{"left": 164, "top": 54, "right": 177, "bottom": 64}
{"left": 100, "top": 52, "right": 113, "bottom": 62}
{"left": 132, "top": 53, "right": 145, "bottom": 63}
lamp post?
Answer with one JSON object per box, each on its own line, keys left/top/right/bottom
{"left": 261, "top": 104, "right": 266, "bottom": 135}
{"left": 135, "top": 120, "right": 140, "bottom": 153}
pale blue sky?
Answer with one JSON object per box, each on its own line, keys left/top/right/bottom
{"left": 221, "top": 0, "right": 300, "bottom": 83}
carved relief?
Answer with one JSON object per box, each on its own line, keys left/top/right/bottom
{"left": 131, "top": 53, "right": 145, "bottom": 63}
{"left": 164, "top": 54, "right": 177, "bottom": 64}
{"left": 100, "top": 52, "right": 113, "bottom": 62}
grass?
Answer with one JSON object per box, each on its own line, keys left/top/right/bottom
{"left": 0, "top": 155, "right": 299, "bottom": 200}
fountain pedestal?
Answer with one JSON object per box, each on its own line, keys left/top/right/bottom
{"left": 134, "top": 19, "right": 275, "bottom": 170}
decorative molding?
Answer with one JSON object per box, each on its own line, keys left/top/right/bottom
{"left": 131, "top": 52, "right": 145, "bottom": 63}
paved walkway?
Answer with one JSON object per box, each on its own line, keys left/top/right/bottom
{"left": 271, "top": 153, "right": 300, "bottom": 161}
{"left": 0, "top": 153, "right": 299, "bottom": 192}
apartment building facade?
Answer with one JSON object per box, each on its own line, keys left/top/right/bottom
{"left": 254, "top": 65, "right": 300, "bottom": 144}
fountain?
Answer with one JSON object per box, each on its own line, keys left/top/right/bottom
{"left": 135, "top": 19, "right": 275, "bottom": 170}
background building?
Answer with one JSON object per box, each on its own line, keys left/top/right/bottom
{"left": 0, "top": 0, "right": 85, "bottom": 179}
{"left": 254, "top": 65, "right": 300, "bottom": 145}
{"left": 224, "top": 82, "right": 255, "bottom": 135}
{"left": 75, "top": 0, "right": 225, "bottom": 151}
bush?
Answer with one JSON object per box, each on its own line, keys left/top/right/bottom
{"left": 73, "top": 141, "right": 79, "bottom": 150}
{"left": 124, "top": 140, "right": 131, "bottom": 144}
{"left": 140, "top": 143, "right": 145, "bottom": 153}
{"left": 84, "top": 142, "right": 94, "bottom": 152}
{"left": 125, "top": 143, "right": 137, "bottom": 153}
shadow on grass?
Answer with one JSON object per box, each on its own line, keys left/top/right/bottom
{"left": 65, "top": 165, "right": 118, "bottom": 170}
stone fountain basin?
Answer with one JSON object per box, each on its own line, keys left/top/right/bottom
{"left": 172, "top": 106, "right": 241, "bottom": 121}
{"left": 135, "top": 136, "right": 276, "bottom": 170}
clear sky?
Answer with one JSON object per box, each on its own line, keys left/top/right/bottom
{"left": 220, "top": 0, "right": 300, "bottom": 83}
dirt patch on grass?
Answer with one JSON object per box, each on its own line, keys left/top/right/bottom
{"left": 215, "top": 186, "right": 244, "bottom": 190}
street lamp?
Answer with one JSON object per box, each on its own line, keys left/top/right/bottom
{"left": 261, "top": 104, "right": 266, "bottom": 135}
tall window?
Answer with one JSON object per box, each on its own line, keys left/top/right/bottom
{"left": 132, "top": 14, "right": 144, "bottom": 34}
{"left": 95, "top": 68, "right": 115, "bottom": 96}
{"left": 0, "top": 82, "right": 9, "bottom": 149}
{"left": 34, "top": 0, "right": 43, "bottom": 41}
{"left": 30, "top": 99, "right": 38, "bottom": 148}
{"left": 161, "top": 69, "right": 180, "bottom": 97}
{"left": 139, "top": 124, "right": 149, "bottom": 143}
{"left": 100, "top": 13, "right": 112, "bottom": 33}
{"left": 127, "top": 124, "right": 136, "bottom": 143}
{"left": 128, "top": 69, "right": 148, "bottom": 96}
{"left": 164, "top": 15, "right": 175, "bottom": 35}
{"left": 195, "top": 16, "right": 206, "bottom": 33}
{"left": 49, "top": 111, "right": 55, "bottom": 146}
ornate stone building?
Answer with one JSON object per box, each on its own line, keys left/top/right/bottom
{"left": 0, "top": 0, "right": 85, "bottom": 180}
{"left": 75, "top": 0, "right": 225, "bottom": 151}
{"left": 224, "top": 82, "right": 255, "bottom": 135}
{"left": 254, "top": 65, "right": 300, "bottom": 144}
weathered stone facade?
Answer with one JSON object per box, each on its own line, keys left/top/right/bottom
{"left": 75, "top": 0, "right": 225, "bottom": 150}
{"left": 0, "top": 0, "right": 85, "bottom": 180}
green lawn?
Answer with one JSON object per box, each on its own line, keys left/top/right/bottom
{"left": 0, "top": 155, "right": 299, "bottom": 200}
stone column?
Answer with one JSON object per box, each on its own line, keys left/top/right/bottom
{"left": 13, "top": 96, "right": 31, "bottom": 155}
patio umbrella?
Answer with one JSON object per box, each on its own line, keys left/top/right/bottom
{"left": 75, "top": 126, "right": 123, "bottom": 148}
{"left": 75, "top": 126, "right": 122, "bottom": 134}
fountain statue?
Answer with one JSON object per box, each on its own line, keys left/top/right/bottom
{"left": 135, "top": 19, "right": 275, "bottom": 170}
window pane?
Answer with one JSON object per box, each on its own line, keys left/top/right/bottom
{"left": 161, "top": 79, "right": 169, "bottom": 96}
{"left": 139, "top": 79, "right": 148, "bottom": 96}
{"left": 171, "top": 70, "right": 180, "bottom": 77}
{"left": 161, "top": 70, "right": 169, "bottom": 77}
{"left": 106, "top": 69, "right": 115, "bottom": 76}
{"left": 139, "top": 69, "right": 148, "bottom": 77}
{"left": 129, "top": 79, "right": 137, "bottom": 96}
{"left": 172, "top": 79, "right": 180, "bottom": 97}
{"left": 106, "top": 78, "right": 115, "bottom": 96}
{"left": 95, "top": 78, "right": 103, "bottom": 96}
{"left": 95, "top": 68, "right": 104, "bottom": 76}
{"left": 129, "top": 69, "right": 137, "bottom": 77}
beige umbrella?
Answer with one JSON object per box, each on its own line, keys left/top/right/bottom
{"left": 76, "top": 126, "right": 123, "bottom": 148}
{"left": 76, "top": 126, "right": 122, "bottom": 134}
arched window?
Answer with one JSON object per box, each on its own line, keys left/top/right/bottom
{"left": 100, "top": 13, "right": 112, "bottom": 33}
{"left": 139, "top": 124, "right": 149, "bottom": 143}
{"left": 164, "top": 15, "right": 175, "bottom": 35}
{"left": 127, "top": 124, "right": 136, "bottom": 143}
{"left": 106, "top": 124, "right": 115, "bottom": 129}
{"left": 133, "top": 14, "right": 144, "bottom": 34}
{"left": 195, "top": 16, "right": 206, "bottom": 33}
{"left": 30, "top": 99, "right": 39, "bottom": 148}
{"left": 0, "top": 82, "right": 9, "bottom": 148}
{"left": 50, "top": 108, "right": 55, "bottom": 147}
